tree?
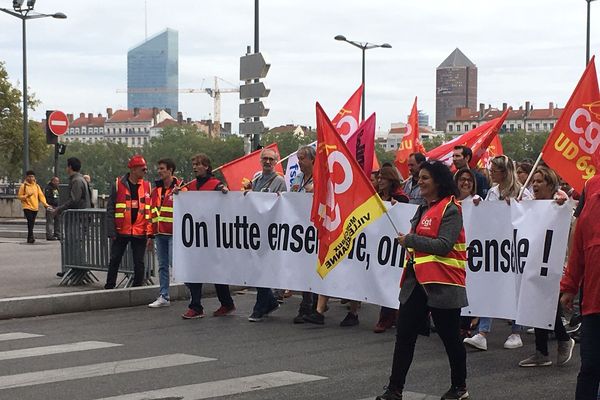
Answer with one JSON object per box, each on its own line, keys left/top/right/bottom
{"left": 0, "top": 61, "right": 49, "bottom": 180}
{"left": 500, "top": 130, "right": 549, "bottom": 163}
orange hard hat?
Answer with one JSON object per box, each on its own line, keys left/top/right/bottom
{"left": 127, "top": 155, "right": 147, "bottom": 169}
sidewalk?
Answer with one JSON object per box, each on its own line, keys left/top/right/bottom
{"left": 0, "top": 236, "right": 220, "bottom": 320}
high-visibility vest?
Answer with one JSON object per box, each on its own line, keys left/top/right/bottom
{"left": 406, "top": 196, "right": 467, "bottom": 287}
{"left": 185, "top": 176, "right": 222, "bottom": 192}
{"left": 114, "top": 176, "right": 152, "bottom": 237}
{"left": 150, "top": 177, "right": 183, "bottom": 235}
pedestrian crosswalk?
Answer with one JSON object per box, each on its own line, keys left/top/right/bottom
{"left": 0, "top": 330, "right": 328, "bottom": 399}
{"left": 0, "top": 330, "right": 436, "bottom": 399}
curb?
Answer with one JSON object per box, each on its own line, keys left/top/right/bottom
{"left": 0, "top": 284, "right": 246, "bottom": 320}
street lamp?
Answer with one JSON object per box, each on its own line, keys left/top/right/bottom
{"left": 335, "top": 35, "right": 391, "bottom": 122}
{"left": 0, "top": 0, "right": 66, "bottom": 177}
{"left": 586, "top": 0, "right": 596, "bottom": 65}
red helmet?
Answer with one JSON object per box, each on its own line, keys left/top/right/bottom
{"left": 127, "top": 155, "right": 147, "bottom": 169}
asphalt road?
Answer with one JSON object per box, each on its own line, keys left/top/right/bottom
{"left": 0, "top": 292, "right": 580, "bottom": 400}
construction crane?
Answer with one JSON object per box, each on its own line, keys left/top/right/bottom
{"left": 116, "top": 76, "right": 239, "bottom": 138}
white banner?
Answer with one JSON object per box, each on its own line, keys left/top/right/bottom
{"left": 173, "top": 192, "right": 572, "bottom": 329}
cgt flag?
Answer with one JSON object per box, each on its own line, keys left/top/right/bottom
{"left": 478, "top": 135, "right": 504, "bottom": 168}
{"left": 541, "top": 56, "right": 600, "bottom": 193}
{"left": 311, "top": 103, "right": 386, "bottom": 278}
{"left": 346, "top": 112, "right": 376, "bottom": 178}
{"left": 395, "top": 97, "right": 426, "bottom": 178}
{"left": 220, "top": 143, "right": 284, "bottom": 190}
{"left": 332, "top": 84, "right": 363, "bottom": 141}
{"left": 426, "top": 109, "right": 509, "bottom": 168}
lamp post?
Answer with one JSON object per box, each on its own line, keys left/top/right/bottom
{"left": 0, "top": 0, "right": 66, "bottom": 177}
{"left": 335, "top": 35, "right": 391, "bottom": 122}
{"left": 586, "top": 0, "right": 596, "bottom": 65}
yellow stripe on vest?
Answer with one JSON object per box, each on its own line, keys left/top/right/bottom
{"left": 414, "top": 255, "right": 466, "bottom": 269}
{"left": 115, "top": 213, "right": 125, "bottom": 218}
{"left": 115, "top": 203, "right": 126, "bottom": 209}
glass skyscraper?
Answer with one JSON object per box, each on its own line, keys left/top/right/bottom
{"left": 127, "top": 28, "right": 178, "bottom": 116}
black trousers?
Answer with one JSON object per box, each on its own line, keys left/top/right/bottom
{"left": 105, "top": 236, "right": 146, "bottom": 288}
{"left": 24, "top": 209, "right": 37, "bottom": 241}
{"left": 576, "top": 314, "right": 600, "bottom": 400}
{"left": 186, "top": 283, "right": 234, "bottom": 312}
{"left": 534, "top": 301, "right": 570, "bottom": 356}
{"left": 388, "top": 286, "right": 467, "bottom": 391}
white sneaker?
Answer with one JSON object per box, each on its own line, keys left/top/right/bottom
{"left": 148, "top": 296, "right": 170, "bottom": 308}
{"left": 464, "top": 333, "right": 487, "bottom": 350}
{"left": 504, "top": 333, "right": 523, "bottom": 349}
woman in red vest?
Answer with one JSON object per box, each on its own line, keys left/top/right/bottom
{"left": 377, "top": 160, "right": 469, "bottom": 400}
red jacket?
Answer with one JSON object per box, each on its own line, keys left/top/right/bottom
{"left": 561, "top": 175, "right": 600, "bottom": 315}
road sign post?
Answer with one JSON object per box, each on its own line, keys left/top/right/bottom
{"left": 45, "top": 110, "right": 69, "bottom": 176}
{"left": 240, "top": 50, "right": 270, "bottom": 153}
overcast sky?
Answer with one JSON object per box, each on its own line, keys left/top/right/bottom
{"left": 0, "top": 0, "right": 598, "bottom": 133}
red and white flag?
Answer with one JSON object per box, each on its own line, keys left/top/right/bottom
{"left": 426, "top": 109, "right": 509, "bottom": 168}
{"left": 331, "top": 84, "right": 363, "bottom": 141}
{"left": 395, "top": 97, "right": 426, "bottom": 177}
{"left": 541, "top": 56, "right": 600, "bottom": 193}
{"left": 311, "top": 103, "right": 386, "bottom": 278}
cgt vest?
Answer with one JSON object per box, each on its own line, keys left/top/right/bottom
{"left": 409, "top": 196, "right": 467, "bottom": 287}
{"left": 114, "top": 176, "right": 152, "bottom": 236}
{"left": 150, "top": 177, "right": 183, "bottom": 235}
{"left": 185, "top": 176, "right": 222, "bottom": 192}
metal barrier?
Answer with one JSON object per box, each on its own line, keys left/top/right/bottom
{"left": 60, "top": 209, "right": 156, "bottom": 287}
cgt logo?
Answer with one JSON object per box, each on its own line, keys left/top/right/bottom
{"left": 317, "top": 149, "right": 354, "bottom": 232}
{"left": 571, "top": 104, "right": 600, "bottom": 154}
{"left": 421, "top": 217, "right": 433, "bottom": 228}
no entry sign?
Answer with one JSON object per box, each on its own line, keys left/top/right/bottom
{"left": 47, "top": 110, "right": 69, "bottom": 136}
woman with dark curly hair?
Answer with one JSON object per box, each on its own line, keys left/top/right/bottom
{"left": 377, "top": 160, "right": 469, "bottom": 400}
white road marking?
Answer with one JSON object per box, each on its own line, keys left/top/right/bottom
{"left": 0, "top": 353, "right": 215, "bottom": 390}
{"left": 0, "top": 341, "right": 121, "bottom": 361}
{"left": 95, "top": 370, "right": 327, "bottom": 400}
{"left": 0, "top": 333, "right": 43, "bottom": 341}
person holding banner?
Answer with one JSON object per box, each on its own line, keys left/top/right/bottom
{"left": 377, "top": 160, "right": 469, "bottom": 400}
{"left": 403, "top": 153, "right": 426, "bottom": 206}
{"left": 464, "top": 154, "right": 532, "bottom": 351}
{"left": 248, "top": 147, "right": 287, "bottom": 322}
{"left": 518, "top": 166, "right": 574, "bottom": 368}
{"left": 373, "top": 165, "right": 409, "bottom": 333}
{"left": 290, "top": 145, "right": 319, "bottom": 324}
{"left": 180, "top": 153, "right": 236, "bottom": 319}
{"left": 561, "top": 174, "right": 600, "bottom": 399}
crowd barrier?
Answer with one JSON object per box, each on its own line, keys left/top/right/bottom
{"left": 60, "top": 209, "right": 156, "bottom": 286}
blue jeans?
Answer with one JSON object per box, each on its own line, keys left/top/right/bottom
{"left": 253, "top": 287, "right": 278, "bottom": 315}
{"left": 478, "top": 317, "right": 521, "bottom": 334}
{"left": 155, "top": 234, "right": 172, "bottom": 300}
{"left": 577, "top": 314, "right": 600, "bottom": 400}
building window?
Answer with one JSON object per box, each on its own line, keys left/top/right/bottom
{"left": 528, "top": 123, "right": 532, "bottom": 130}
{"left": 517, "top": 124, "right": 522, "bottom": 130}
{"left": 535, "top": 123, "right": 540, "bottom": 131}
{"left": 456, "top": 125, "right": 461, "bottom": 132}
{"left": 510, "top": 124, "right": 515, "bottom": 132}
{"left": 550, "top": 123, "right": 554, "bottom": 129}
{"left": 472, "top": 124, "right": 477, "bottom": 129}
{"left": 119, "top": 128, "right": 122, "bottom": 134}
{"left": 448, "top": 125, "right": 453, "bottom": 132}
{"left": 543, "top": 123, "right": 548, "bottom": 130}
{"left": 464, "top": 124, "right": 469, "bottom": 131}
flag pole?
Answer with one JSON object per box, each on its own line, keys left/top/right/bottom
{"left": 383, "top": 208, "right": 401, "bottom": 236}
{"left": 517, "top": 152, "right": 543, "bottom": 200}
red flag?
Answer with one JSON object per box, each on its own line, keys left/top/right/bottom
{"left": 426, "top": 109, "right": 509, "bottom": 168}
{"left": 541, "top": 57, "right": 600, "bottom": 193}
{"left": 477, "top": 135, "right": 504, "bottom": 168}
{"left": 331, "top": 84, "right": 363, "bottom": 141}
{"left": 220, "top": 143, "right": 284, "bottom": 191}
{"left": 311, "top": 103, "right": 386, "bottom": 278}
{"left": 395, "top": 97, "right": 426, "bottom": 177}
{"left": 346, "top": 113, "right": 376, "bottom": 178}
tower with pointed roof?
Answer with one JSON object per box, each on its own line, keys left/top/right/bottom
{"left": 435, "top": 48, "right": 477, "bottom": 132}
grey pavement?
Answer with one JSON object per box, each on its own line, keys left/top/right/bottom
{"left": 0, "top": 294, "right": 581, "bottom": 400}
